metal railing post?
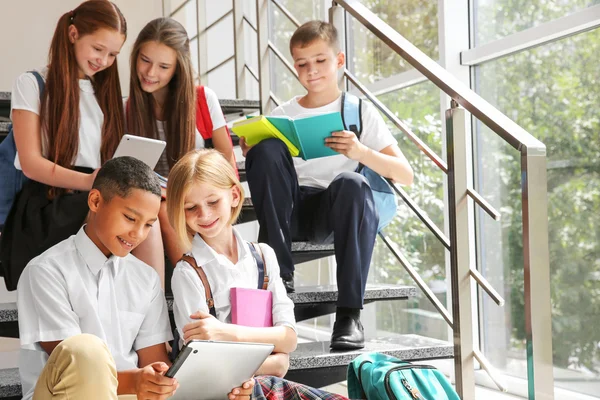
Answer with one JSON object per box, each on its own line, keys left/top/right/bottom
{"left": 329, "top": 5, "right": 346, "bottom": 91}
{"left": 446, "top": 104, "right": 475, "bottom": 399}
{"left": 521, "top": 151, "right": 554, "bottom": 399}
{"left": 233, "top": 0, "right": 246, "bottom": 99}
{"left": 255, "top": 0, "right": 271, "bottom": 114}
{"left": 196, "top": 0, "right": 208, "bottom": 85}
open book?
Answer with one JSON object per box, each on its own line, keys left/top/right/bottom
{"left": 232, "top": 112, "right": 345, "bottom": 160}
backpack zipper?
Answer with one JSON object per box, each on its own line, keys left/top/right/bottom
{"left": 384, "top": 364, "right": 436, "bottom": 400}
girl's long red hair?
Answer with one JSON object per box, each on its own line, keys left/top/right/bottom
{"left": 41, "top": 0, "right": 127, "bottom": 197}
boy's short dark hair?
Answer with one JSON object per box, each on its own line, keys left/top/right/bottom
{"left": 289, "top": 20, "right": 339, "bottom": 55}
{"left": 93, "top": 156, "right": 161, "bottom": 201}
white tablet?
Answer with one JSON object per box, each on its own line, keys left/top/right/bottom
{"left": 113, "top": 134, "right": 166, "bottom": 169}
{"left": 166, "top": 340, "right": 274, "bottom": 400}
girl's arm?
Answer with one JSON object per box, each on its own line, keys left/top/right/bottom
{"left": 255, "top": 352, "right": 289, "bottom": 378}
{"left": 12, "top": 109, "right": 97, "bottom": 190}
{"left": 211, "top": 126, "right": 237, "bottom": 171}
{"left": 183, "top": 310, "right": 297, "bottom": 354}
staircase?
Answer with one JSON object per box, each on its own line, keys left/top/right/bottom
{"left": 0, "top": 91, "right": 453, "bottom": 399}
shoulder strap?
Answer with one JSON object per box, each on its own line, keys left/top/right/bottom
{"left": 248, "top": 242, "right": 269, "bottom": 290}
{"left": 196, "top": 86, "right": 213, "bottom": 140}
{"left": 341, "top": 91, "right": 362, "bottom": 138}
{"left": 28, "top": 70, "right": 45, "bottom": 102}
{"left": 180, "top": 255, "right": 217, "bottom": 318}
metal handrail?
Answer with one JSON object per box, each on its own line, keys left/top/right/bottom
{"left": 272, "top": 0, "right": 300, "bottom": 28}
{"left": 336, "top": 0, "right": 546, "bottom": 155}
{"left": 345, "top": 70, "right": 448, "bottom": 173}
{"left": 268, "top": 41, "right": 298, "bottom": 77}
{"left": 391, "top": 185, "right": 450, "bottom": 250}
{"left": 379, "top": 233, "right": 453, "bottom": 327}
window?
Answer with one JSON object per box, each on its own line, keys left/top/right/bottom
{"left": 474, "top": 0, "right": 600, "bottom": 46}
{"left": 474, "top": 28, "right": 600, "bottom": 397}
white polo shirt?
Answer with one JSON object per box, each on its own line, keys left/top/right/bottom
{"left": 17, "top": 227, "right": 172, "bottom": 400}
{"left": 270, "top": 95, "right": 397, "bottom": 189}
{"left": 171, "top": 228, "right": 296, "bottom": 343}
{"left": 11, "top": 68, "right": 104, "bottom": 170}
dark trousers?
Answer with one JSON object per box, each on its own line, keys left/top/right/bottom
{"left": 246, "top": 139, "right": 378, "bottom": 308}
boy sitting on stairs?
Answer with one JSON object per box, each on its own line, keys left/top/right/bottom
{"left": 16, "top": 157, "right": 253, "bottom": 400}
{"left": 241, "top": 20, "right": 414, "bottom": 350}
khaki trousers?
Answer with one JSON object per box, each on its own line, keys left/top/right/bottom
{"left": 32, "top": 334, "right": 136, "bottom": 400}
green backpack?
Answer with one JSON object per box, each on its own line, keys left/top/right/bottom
{"left": 347, "top": 353, "right": 460, "bottom": 400}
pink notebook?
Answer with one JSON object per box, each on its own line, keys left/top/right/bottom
{"left": 230, "top": 287, "right": 273, "bottom": 327}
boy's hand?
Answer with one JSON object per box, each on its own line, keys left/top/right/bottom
{"left": 239, "top": 137, "right": 253, "bottom": 158}
{"left": 325, "top": 131, "right": 368, "bottom": 161}
{"left": 134, "top": 362, "right": 179, "bottom": 399}
{"left": 183, "top": 310, "right": 237, "bottom": 342}
{"left": 228, "top": 378, "right": 255, "bottom": 400}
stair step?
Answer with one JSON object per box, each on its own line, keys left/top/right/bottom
{"left": 0, "top": 121, "right": 9, "bottom": 133}
{"left": 0, "top": 334, "right": 452, "bottom": 398}
{"left": 290, "top": 284, "right": 416, "bottom": 305}
{"left": 0, "top": 368, "right": 19, "bottom": 399}
{"left": 286, "top": 334, "right": 453, "bottom": 387}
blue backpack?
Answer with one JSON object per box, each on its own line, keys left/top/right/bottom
{"left": 347, "top": 353, "right": 460, "bottom": 400}
{"left": 0, "top": 71, "right": 45, "bottom": 226}
{"left": 341, "top": 92, "right": 397, "bottom": 232}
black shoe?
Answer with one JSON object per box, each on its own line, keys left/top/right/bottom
{"left": 330, "top": 314, "right": 365, "bottom": 350}
{"left": 281, "top": 273, "right": 295, "bottom": 293}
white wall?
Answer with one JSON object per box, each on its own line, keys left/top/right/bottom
{"left": 0, "top": 0, "right": 164, "bottom": 94}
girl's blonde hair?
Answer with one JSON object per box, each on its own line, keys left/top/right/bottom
{"left": 167, "top": 149, "right": 244, "bottom": 251}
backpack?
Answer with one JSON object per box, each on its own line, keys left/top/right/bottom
{"left": 169, "top": 242, "right": 268, "bottom": 360}
{"left": 341, "top": 92, "right": 397, "bottom": 232}
{"left": 0, "top": 71, "right": 45, "bottom": 227}
{"left": 347, "top": 353, "right": 460, "bottom": 400}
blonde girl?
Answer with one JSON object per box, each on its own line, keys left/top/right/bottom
{"left": 167, "top": 149, "right": 296, "bottom": 378}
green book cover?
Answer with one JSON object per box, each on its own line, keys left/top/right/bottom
{"left": 267, "top": 112, "right": 344, "bottom": 160}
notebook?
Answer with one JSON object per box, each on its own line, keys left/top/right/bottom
{"left": 230, "top": 287, "right": 273, "bottom": 327}
{"left": 232, "top": 112, "right": 345, "bottom": 160}
{"left": 231, "top": 115, "right": 300, "bottom": 156}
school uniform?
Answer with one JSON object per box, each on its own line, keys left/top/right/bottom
{"left": 17, "top": 226, "right": 172, "bottom": 400}
{"left": 245, "top": 94, "right": 397, "bottom": 309}
{"left": 153, "top": 86, "right": 226, "bottom": 176}
{"left": 171, "top": 228, "right": 296, "bottom": 345}
{"left": 0, "top": 68, "right": 105, "bottom": 289}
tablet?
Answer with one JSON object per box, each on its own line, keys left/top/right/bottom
{"left": 166, "top": 340, "right": 274, "bottom": 400}
{"left": 113, "top": 134, "right": 166, "bottom": 169}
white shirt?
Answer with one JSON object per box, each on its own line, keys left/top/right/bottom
{"left": 271, "top": 95, "right": 397, "bottom": 189}
{"left": 11, "top": 68, "right": 104, "bottom": 170}
{"left": 171, "top": 228, "right": 296, "bottom": 345}
{"left": 17, "top": 227, "right": 172, "bottom": 400}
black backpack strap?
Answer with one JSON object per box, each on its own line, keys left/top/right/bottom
{"left": 248, "top": 242, "right": 269, "bottom": 290}
{"left": 180, "top": 255, "right": 216, "bottom": 318}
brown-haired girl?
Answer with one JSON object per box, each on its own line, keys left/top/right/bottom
{"left": 1, "top": 1, "right": 163, "bottom": 286}
{"left": 126, "top": 17, "right": 236, "bottom": 266}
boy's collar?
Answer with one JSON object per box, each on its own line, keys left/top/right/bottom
{"left": 190, "top": 228, "right": 249, "bottom": 267}
{"left": 74, "top": 226, "right": 120, "bottom": 277}
{"left": 294, "top": 93, "right": 342, "bottom": 110}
